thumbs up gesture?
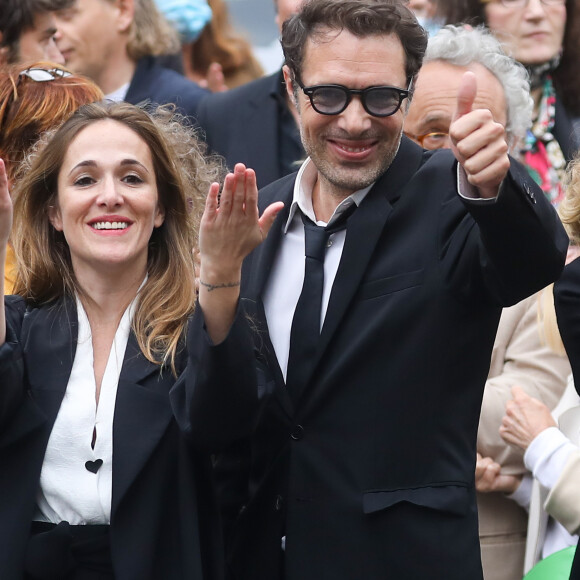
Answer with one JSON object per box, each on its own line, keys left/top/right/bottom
{"left": 449, "top": 72, "right": 510, "bottom": 199}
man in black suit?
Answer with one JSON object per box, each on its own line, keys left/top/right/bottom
{"left": 195, "top": 0, "right": 305, "bottom": 188}
{"left": 54, "top": 0, "right": 206, "bottom": 117}
{"left": 206, "top": 1, "right": 568, "bottom": 579}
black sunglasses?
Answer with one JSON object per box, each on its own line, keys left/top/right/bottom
{"left": 296, "top": 79, "right": 410, "bottom": 118}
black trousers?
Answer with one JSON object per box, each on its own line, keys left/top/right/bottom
{"left": 25, "top": 521, "right": 113, "bottom": 580}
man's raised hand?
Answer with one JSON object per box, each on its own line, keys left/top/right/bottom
{"left": 449, "top": 71, "right": 510, "bottom": 199}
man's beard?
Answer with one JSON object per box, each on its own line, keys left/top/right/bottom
{"left": 301, "top": 128, "right": 403, "bottom": 198}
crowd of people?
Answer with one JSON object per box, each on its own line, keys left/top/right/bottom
{"left": 0, "top": 0, "right": 579, "bottom": 579}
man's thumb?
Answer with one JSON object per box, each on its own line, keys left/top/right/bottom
{"left": 453, "top": 71, "right": 477, "bottom": 121}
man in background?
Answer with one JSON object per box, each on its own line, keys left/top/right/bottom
{"left": 195, "top": 0, "right": 305, "bottom": 188}
{"left": 0, "top": 0, "right": 69, "bottom": 65}
{"left": 54, "top": 0, "right": 206, "bottom": 116}
{"left": 405, "top": 25, "right": 571, "bottom": 580}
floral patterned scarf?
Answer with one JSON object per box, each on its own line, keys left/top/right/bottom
{"left": 522, "top": 75, "right": 566, "bottom": 207}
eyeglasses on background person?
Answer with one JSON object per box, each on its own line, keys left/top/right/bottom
{"left": 295, "top": 79, "right": 411, "bottom": 117}
{"left": 405, "top": 130, "right": 450, "bottom": 150}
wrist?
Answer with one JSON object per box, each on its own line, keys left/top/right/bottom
{"left": 200, "top": 261, "right": 241, "bottom": 283}
{"left": 199, "top": 279, "right": 240, "bottom": 293}
{"left": 199, "top": 263, "right": 241, "bottom": 294}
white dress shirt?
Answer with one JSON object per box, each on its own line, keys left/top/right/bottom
{"left": 262, "top": 158, "right": 372, "bottom": 381}
{"left": 262, "top": 157, "right": 489, "bottom": 381}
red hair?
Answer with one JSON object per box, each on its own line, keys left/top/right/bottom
{"left": 0, "top": 61, "right": 103, "bottom": 181}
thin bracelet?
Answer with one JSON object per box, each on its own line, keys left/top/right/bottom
{"left": 199, "top": 280, "right": 241, "bottom": 292}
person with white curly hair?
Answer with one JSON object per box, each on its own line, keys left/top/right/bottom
{"left": 405, "top": 24, "right": 533, "bottom": 151}
{"left": 406, "top": 24, "right": 572, "bottom": 580}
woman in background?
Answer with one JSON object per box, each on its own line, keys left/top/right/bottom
{"left": 182, "top": 0, "right": 264, "bottom": 91}
{"left": 437, "top": 0, "right": 580, "bottom": 206}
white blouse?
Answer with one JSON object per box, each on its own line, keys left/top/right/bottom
{"left": 34, "top": 295, "right": 136, "bottom": 525}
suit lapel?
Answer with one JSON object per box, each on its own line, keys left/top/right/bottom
{"left": 244, "top": 183, "right": 292, "bottom": 300}
{"left": 111, "top": 334, "right": 174, "bottom": 515}
{"left": 18, "top": 300, "right": 78, "bottom": 444}
{"left": 243, "top": 180, "right": 295, "bottom": 417}
{"left": 294, "top": 138, "right": 425, "bottom": 403}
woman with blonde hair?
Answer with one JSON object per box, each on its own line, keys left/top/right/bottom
{"left": 0, "top": 100, "right": 282, "bottom": 579}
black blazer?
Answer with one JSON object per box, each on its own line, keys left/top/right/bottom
{"left": 554, "top": 98, "right": 580, "bottom": 163}
{"left": 214, "top": 139, "right": 568, "bottom": 580}
{"left": 195, "top": 71, "right": 304, "bottom": 188}
{"left": 554, "top": 257, "right": 580, "bottom": 580}
{"left": 125, "top": 56, "right": 208, "bottom": 120}
{"left": 0, "top": 296, "right": 258, "bottom": 579}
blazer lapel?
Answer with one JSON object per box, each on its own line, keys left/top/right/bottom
{"left": 244, "top": 186, "right": 291, "bottom": 300}
{"left": 243, "top": 181, "right": 295, "bottom": 417}
{"left": 5, "top": 301, "right": 79, "bottom": 447}
{"left": 294, "top": 138, "right": 425, "bottom": 403}
{"left": 111, "top": 334, "right": 174, "bottom": 515}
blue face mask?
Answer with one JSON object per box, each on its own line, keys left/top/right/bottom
{"left": 154, "top": 0, "right": 213, "bottom": 43}
{"left": 416, "top": 16, "right": 443, "bottom": 38}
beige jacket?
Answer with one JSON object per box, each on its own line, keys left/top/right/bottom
{"left": 477, "top": 293, "right": 571, "bottom": 580}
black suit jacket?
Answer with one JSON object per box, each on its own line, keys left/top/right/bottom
{"left": 195, "top": 71, "right": 304, "bottom": 188}
{"left": 125, "top": 56, "right": 208, "bottom": 120}
{"left": 554, "top": 257, "right": 580, "bottom": 580}
{"left": 554, "top": 98, "right": 580, "bottom": 163}
{"left": 0, "top": 296, "right": 257, "bottom": 579}
{"left": 214, "top": 139, "right": 568, "bottom": 580}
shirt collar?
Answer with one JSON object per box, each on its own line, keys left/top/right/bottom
{"left": 105, "top": 82, "right": 130, "bottom": 103}
{"left": 284, "top": 158, "right": 374, "bottom": 232}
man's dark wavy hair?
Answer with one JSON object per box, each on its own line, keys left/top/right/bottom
{"left": 281, "top": 0, "right": 428, "bottom": 93}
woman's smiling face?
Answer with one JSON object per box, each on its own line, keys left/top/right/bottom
{"left": 51, "top": 119, "right": 165, "bottom": 279}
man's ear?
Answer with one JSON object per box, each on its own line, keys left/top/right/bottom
{"left": 283, "top": 65, "right": 298, "bottom": 107}
{"left": 115, "top": 0, "right": 135, "bottom": 33}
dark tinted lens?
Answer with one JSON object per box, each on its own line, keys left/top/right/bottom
{"left": 310, "top": 86, "right": 348, "bottom": 113}
{"left": 364, "top": 88, "right": 401, "bottom": 115}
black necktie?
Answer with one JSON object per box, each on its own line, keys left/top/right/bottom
{"left": 286, "top": 205, "right": 354, "bottom": 402}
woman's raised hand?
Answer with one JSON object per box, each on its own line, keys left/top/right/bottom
{"left": 199, "top": 163, "right": 283, "bottom": 285}
{"left": 197, "top": 163, "right": 283, "bottom": 343}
